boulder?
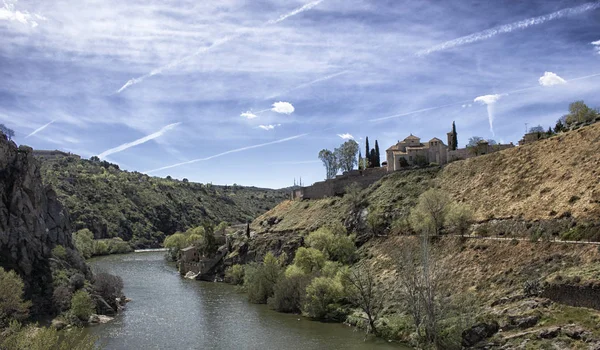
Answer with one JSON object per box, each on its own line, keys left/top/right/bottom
{"left": 503, "top": 315, "right": 539, "bottom": 331}
{"left": 51, "top": 318, "right": 67, "bottom": 330}
{"left": 462, "top": 321, "right": 500, "bottom": 347}
{"left": 538, "top": 327, "right": 561, "bottom": 339}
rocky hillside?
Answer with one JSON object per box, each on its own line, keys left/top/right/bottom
{"left": 38, "top": 155, "right": 288, "bottom": 247}
{"left": 0, "top": 135, "right": 88, "bottom": 315}
{"left": 440, "top": 122, "right": 600, "bottom": 221}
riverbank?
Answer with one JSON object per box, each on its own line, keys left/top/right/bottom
{"left": 85, "top": 252, "right": 408, "bottom": 349}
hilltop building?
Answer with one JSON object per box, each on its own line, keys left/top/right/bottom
{"left": 385, "top": 123, "right": 513, "bottom": 171}
{"left": 293, "top": 122, "right": 514, "bottom": 200}
{"left": 32, "top": 150, "right": 80, "bottom": 160}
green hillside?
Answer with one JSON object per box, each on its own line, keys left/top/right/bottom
{"left": 39, "top": 156, "right": 288, "bottom": 248}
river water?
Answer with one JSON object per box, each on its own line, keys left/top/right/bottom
{"left": 86, "top": 252, "right": 409, "bottom": 350}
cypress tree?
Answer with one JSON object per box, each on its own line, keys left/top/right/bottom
{"left": 358, "top": 150, "right": 363, "bottom": 170}
{"left": 374, "top": 140, "right": 380, "bottom": 167}
{"left": 452, "top": 121, "right": 458, "bottom": 151}
{"left": 369, "top": 149, "right": 376, "bottom": 168}
{"left": 365, "top": 137, "right": 370, "bottom": 168}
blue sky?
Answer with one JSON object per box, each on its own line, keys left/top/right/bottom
{"left": 1, "top": 0, "right": 599, "bottom": 188}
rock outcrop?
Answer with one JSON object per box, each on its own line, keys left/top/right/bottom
{"left": 0, "top": 134, "right": 88, "bottom": 315}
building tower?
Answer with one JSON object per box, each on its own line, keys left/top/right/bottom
{"left": 447, "top": 121, "right": 458, "bottom": 151}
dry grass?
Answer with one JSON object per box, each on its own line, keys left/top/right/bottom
{"left": 440, "top": 123, "right": 600, "bottom": 221}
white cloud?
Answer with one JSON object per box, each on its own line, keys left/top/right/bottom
{"left": 337, "top": 133, "right": 353, "bottom": 139}
{"left": 461, "top": 104, "right": 472, "bottom": 108}
{"left": 538, "top": 71, "right": 567, "bottom": 86}
{"left": 593, "top": 40, "right": 600, "bottom": 54}
{"left": 0, "top": 1, "right": 46, "bottom": 28}
{"left": 241, "top": 111, "right": 258, "bottom": 119}
{"left": 98, "top": 122, "right": 181, "bottom": 159}
{"left": 258, "top": 124, "right": 281, "bottom": 130}
{"left": 271, "top": 101, "right": 295, "bottom": 115}
{"left": 474, "top": 94, "right": 502, "bottom": 136}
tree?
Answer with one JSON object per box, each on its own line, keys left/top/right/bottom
{"left": 486, "top": 139, "right": 497, "bottom": 145}
{"left": 546, "top": 126, "right": 554, "bottom": 136}
{"left": 451, "top": 121, "right": 458, "bottom": 151}
{"left": 466, "top": 136, "right": 484, "bottom": 147}
{"left": 244, "top": 252, "right": 283, "bottom": 304}
{"left": 0, "top": 268, "right": 31, "bottom": 327}
{"left": 445, "top": 203, "right": 473, "bottom": 237}
{"left": 564, "top": 100, "right": 599, "bottom": 126}
{"left": 369, "top": 148, "right": 377, "bottom": 168}
{"left": 306, "top": 227, "right": 355, "bottom": 264}
{"left": 342, "top": 265, "right": 384, "bottom": 335}
{"left": 318, "top": 149, "right": 338, "bottom": 179}
{"left": 409, "top": 189, "right": 452, "bottom": 236}
{"left": 292, "top": 247, "right": 326, "bottom": 274}
{"left": 529, "top": 125, "right": 544, "bottom": 133}
{"left": 358, "top": 150, "right": 363, "bottom": 170}
{"left": 334, "top": 140, "right": 359, "bottom": 173}
{"left": 554, "top": 117, "right": 566, "bottom": 133}
{"left": 70, "top": 290, "right": 95, "bottom": 321}
{"left": 73, "top": 229, "right": 94, "bottom": 259}
{"left": 365, "top": 137, "right": 370, "bottom": 167}
{"left": 374, "top": 140, "right": 381, "bottom": 167}
{"left": 0, "top": 124, "right": 15, "bottom": 140}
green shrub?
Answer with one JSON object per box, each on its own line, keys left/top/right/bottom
{"left": 93, "top": 241, "right": 109, "bottom": 255}
{"left": 225, "top": 264, "right": 245, "bottom": 285}
{"left": 0, "top": 268, "right": 31, "bottom": 327}
{"left": 284, "top": 264, "right": 306, "bottom": 279}
{"left": 306, "top": 227, "right": 356, "bottom": 264}
{"left": 303, "top": 276, "right": 346, "bottom": 321}
{"left": 244, "top": 253, "right": 283, "bottom": 304}
{"left": 0, "top": 321, "right": 99, "bottom": 350}
{"left": 293, "top": 247, "right": 326, "bottom": 274}
{"left": 268, "top": 274, "right": 311, "bottom": 313}
{"left": 51, "top": 245, "right": 67, "bottom": 260}
{"left": 73, "top": 229, "right": 94, "bottom": 259}
{"left": 70, "top": 290, "right": 95, "bottom": 321}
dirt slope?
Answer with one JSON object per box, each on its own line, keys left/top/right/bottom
{"left": 440, "top": 123, "right": 600, "bottom": 221}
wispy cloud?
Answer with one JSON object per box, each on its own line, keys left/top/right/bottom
{"left": 98, "top": 122, "right": 181, "bottom": 159}
{"left": 593, "top": 40, "right": 600, "bottom": 54}
{"left": 271, "top": 160, "right": 321, "bottom": 165}
{"left": 416, "top": 2, "right": 600, "bottom": 57}
{"left": 26, "top": 120, "right": 55, "bottom": 138}
{"left": 241, "top": 111, "right": 258, "bottom": 119}
{"left": 271, "top": 101, "right": 295, "bottom": 114}
{"left": 145, "top": 133, "right": 308, "bottom": 174}
{"left": 337, "top": 133, "right": 353, "bottom": 139}
{"left": 370, "top": 100, "right": 471, "bottom": 122}
{"left": 0, "top": 0, "right": 47, "bottom": 28}
{"left": 259, "top": 124, "right": 281, "bottom": 130}
{"left": 116, "top": 0, "right": 326, "bottom": 93}
{"left": 539, "top": 71, "right": 567, "bottom": 86}
{"left": 474, "top": 94, "right": 502, "bottom": 135}
{"left": 268, "top": 70, "right": 349, "bottom": 99}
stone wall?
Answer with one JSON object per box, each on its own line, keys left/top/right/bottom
{"left": 292, "top": 167, "right": 387, "bottom": 200}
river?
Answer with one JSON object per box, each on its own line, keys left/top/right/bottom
{"left": 85, "top": 251, "right": 410, "bottom": 350}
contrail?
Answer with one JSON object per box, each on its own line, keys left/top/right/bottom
{"left": 116, "top": 0, "right": 325, "bottom": 94}
{"left": 145, "top": 133, "right": 308, "bottom": 174}
{"left": 25, "top": 120, "right": 55, "bottom": 138}
{"left": 98, "top": 122, "right": 181, "bottom": 159}
{"left": 369, "top": 100, "right": 472, "bottom": 122}
{"left": 267, "top": 70, "right": 349, "bottom": 99}
{"left": 416, "top": 2, "right": 600, "bottom": 57}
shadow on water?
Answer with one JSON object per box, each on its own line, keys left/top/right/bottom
{"left": 85, "top": 252, "right": 410, "bottom": 350}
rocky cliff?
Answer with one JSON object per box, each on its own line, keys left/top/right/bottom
{"left": 0, "top": 134, "right": 88, "bottom": 315}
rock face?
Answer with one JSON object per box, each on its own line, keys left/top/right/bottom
{"left": 0, "top": 135, "right": 87, "bottom": 315}
{"left": 462, "top": 321, "right": 499, "bottom": 347}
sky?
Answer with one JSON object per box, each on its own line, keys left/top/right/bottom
{"left": 1, "top": 0, "right": 600, "bottom": 189}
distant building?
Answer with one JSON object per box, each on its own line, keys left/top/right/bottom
{"left": 385, "top": 123, "right": 514, "bottom": 171}
{"left": 32, "top": 150, "right": 81, "bottom": 160}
